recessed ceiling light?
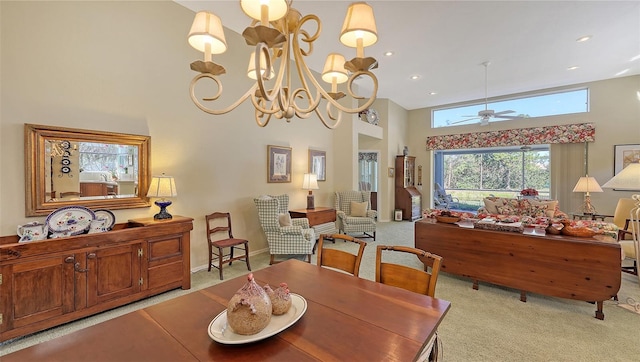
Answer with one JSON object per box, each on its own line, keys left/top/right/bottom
{"left": 567, "top": 66, "right": 579, "bottom": 71}
{"left": 410, "top": 75, "right": 420, "bottom": 80}
{"left": 630, "top": 54, "right": 640, "bottom": 62}
{"left": 428, "top": 92, "right": 437, "bottom": 95}
{"left": 576, "top": 35, "right": 592, "bottom": 42}
{"left": 384, "top": 51, "right": 394, "bottom": 56}
{"left": 615, "top": 69, "right": 630, "bottom": 76}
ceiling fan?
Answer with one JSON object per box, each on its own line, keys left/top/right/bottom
{"left": 450, "top": 62, "right": 524, "bottom": 126}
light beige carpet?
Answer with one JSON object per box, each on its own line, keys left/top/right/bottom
{"left": 2, "top": 221, "right": 640, "bottom": 361}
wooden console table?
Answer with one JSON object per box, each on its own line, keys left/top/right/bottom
{"left": 0, "top": 216, "right": 193, "bottom": 342}
{"left": 289, "top": 207, "right": 337, "bottom": 242}
{"left": 415, "top": 220, "right": 621, "bottom": 319}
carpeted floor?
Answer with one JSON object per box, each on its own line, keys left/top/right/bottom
{"left": 2, "top": 221, "right": 640, "bottom": 361}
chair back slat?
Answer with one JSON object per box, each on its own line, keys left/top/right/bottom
{"left": 375, "top": 245, "right": 443, "bottom": 297}
{"left": 317, "top": 234, "right": 366, "bottom": 277}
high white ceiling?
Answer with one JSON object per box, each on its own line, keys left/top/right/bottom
{"left": 176, "top": 1, "right": 640, "bottom": 111}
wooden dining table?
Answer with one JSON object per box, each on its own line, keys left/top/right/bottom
{"left": 3, "top": 259, "right": 451, "bottom": 361}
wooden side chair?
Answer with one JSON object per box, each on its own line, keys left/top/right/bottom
{"left": 375, "top": 245, "right": 443, "bottom": 297}
{"left": 205, "top": 212, "right": 251, "bottom": 280}
{"left": 376, "top": 245, "right": 444, "bottom": 361}
{"left": 317, "top": 234, "right": 367, "bottom": 277}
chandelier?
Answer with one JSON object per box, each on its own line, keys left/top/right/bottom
{"left": 187, "top": 0, "right": 379, "bottom": 129}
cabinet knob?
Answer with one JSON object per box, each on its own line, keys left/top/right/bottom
{"left": 87, "top": 253, "right": 96, "bottom": 259}
{"left": 65, "top": 256, "right": 75, "bottom": 263}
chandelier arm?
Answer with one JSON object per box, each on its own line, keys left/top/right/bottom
{"left": 313, "top": 103, "right": 342, "bottom": 129}
{"left": 254, "top": 107, "right": 273, "bottom": 127}
{"left": 189, "top": 74, "right": 257, "bottom": 115}
{"left": 254, "top": 43, "right": 281, "bottom": 103}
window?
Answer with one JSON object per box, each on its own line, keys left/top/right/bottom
{"left": 432, "top": 88, "right": 589, "bottom": 128}
{"left": 434, "top": 145, "right": 550, "bottom": 211}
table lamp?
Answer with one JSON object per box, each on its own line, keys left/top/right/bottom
{"left": 146, "top": 173, "right": 178, "bottom": 220}
{"left": 302, "top": 173, "right": 319, "bottom": 209}
{"left": 572, "top": 175, "right": 602, "bottom": 214}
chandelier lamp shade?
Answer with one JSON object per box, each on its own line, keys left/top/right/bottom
{"left": 302, "top": 173, "right": 319, "bottom": 209}
{"left": 572, "top": 175, "right": 603, "bottom": 214}
{"left": 146, "top": 173, "right": 178, "bottom": 220}
{"left": 187, "top": 1, "right": 379, "bottom": 129}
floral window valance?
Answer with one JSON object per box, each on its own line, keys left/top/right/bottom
{"left": 425, "top": 123, "right": 595, "bottom": 150}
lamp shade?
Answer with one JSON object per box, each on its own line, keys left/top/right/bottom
{"left": 322, "top": 53, "right": 348, "bottom": 84}
{"left": 340, "top": 2, "right": 378, "bottom": 48}
{"left": 146, "top": 174, "right": 178, "bottom": 198}
{"left": 602, "top": 163, "right": 640, "bottom": 190}
{"left": 188, "top": 11, "right": 227, "bottom": 54}
{"left": 240, "top": 0, "right": 288, "bottom": 22}
{"left": 247, "top": 51, "right": 274, "bottom": 80}
{"left": 572, "top": 176, "right": 603, "bottom": 193}
{"left": 302, "top": 173, "right": 319, "bottom": 190}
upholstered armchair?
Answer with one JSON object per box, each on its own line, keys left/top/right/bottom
{"left": 334, "top": 191, "right": 376, "bottom": 240}
{"left": 253, "top": 194, "right": 315, "bottom": 265}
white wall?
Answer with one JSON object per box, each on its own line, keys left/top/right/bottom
{"left": 0, "top": 1, "right": 339, "bottom": 270}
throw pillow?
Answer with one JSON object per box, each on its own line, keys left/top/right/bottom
{"left": 278, "top": 212, "right": 292, "bottom": 227}
{"left": 528, "top": 203, "right": 548, "bottom": 218}
{"left": 483, "top": 198, "right": 500, "bottom": 214}
{"left": 530, "top": 200, "right": 558, "bottom": 218}
{"left": 350, "top": 201, "right": 368, "bottom": 217}
{"left": 497, "top": 204, "right": 517, "bottom": 215}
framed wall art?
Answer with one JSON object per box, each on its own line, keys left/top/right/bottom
{"left": 614, "top": 144, "right": 640, "bottom": 175}
{"left": 267, "top": 145, "right": 292, "bottom": 183}
{"left": 308, "top": 149, "right": 326, "bottom": 181}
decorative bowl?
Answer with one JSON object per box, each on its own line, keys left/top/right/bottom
{"left": 435, "top": 215, "right": 460, "bottom": 224}
{"left": 561, "top": 226, "right": 596, "bottom": 237}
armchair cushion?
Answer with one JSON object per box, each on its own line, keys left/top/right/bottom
{"left": 278, "top": 213, "right": 292, "bottom": 227}
{"left": 350, "top": 201, "right": 368, "bottom": 217}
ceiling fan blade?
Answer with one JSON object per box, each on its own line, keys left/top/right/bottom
{"left": 494, "top": 114, "right": 524, "bottom": 119}
{"left": 493, "top": 110, "right": 515, "bottom": 116}
{"left": 449, "top": 117, "right": 480, "bottom": 125}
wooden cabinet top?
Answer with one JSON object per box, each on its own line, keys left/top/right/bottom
{"left": 1, "top": 216, "right": 194, "bottom": 261}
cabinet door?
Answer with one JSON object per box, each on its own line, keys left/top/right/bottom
{"left": 4, "top": 254, "right": 77, "bottom": 330}
{"left": 86, "top": 244, "right": 142, "bottom": 307}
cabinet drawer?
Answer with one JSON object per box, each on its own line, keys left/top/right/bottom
{"left": 148, "top": 236, "right": 182, "bottom": 263}
{"left": 148, "top": 261, "right": 183, "bottom": 290}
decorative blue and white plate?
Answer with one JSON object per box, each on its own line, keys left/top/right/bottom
{"left": 46, "top": 206, "right": 95, "bottom": 234}
{"left": 93, "top": 209, "right": 116, "bottom": 230}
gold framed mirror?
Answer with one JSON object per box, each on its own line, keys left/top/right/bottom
{"left": 25, "top": 124, "right": 151, "bottom": 216}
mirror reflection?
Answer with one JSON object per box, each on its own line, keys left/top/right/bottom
{"left": 45, "top": 140, "right": 139, "bottom": 201}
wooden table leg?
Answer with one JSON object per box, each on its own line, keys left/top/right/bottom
{"left": 472, "top": 279, "right": 479, "bottom": 290}
{"left": 595, "top": 301, "right": 604, "bottom": 320}
{"left": 520, "top": 290, "right": 527, "bottom": 302}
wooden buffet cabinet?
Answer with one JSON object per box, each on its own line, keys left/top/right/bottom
{"left": 0, "top": 215, "right": 193, "bottom": 342}
{"left": 395, "top": 155, "right": 422, "bottom": 221}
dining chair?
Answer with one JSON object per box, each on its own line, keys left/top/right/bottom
{"left": 317, "top": 234, "right": 367, "bottom": 277}
{"left": 376, "top": 245, "right": 443, "bottom": 361}
{"left": 205, "top": 212, "right": 251, "bottom": 280}
{"left": 375, "top": 245, "right": 443, "bottom": 297}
